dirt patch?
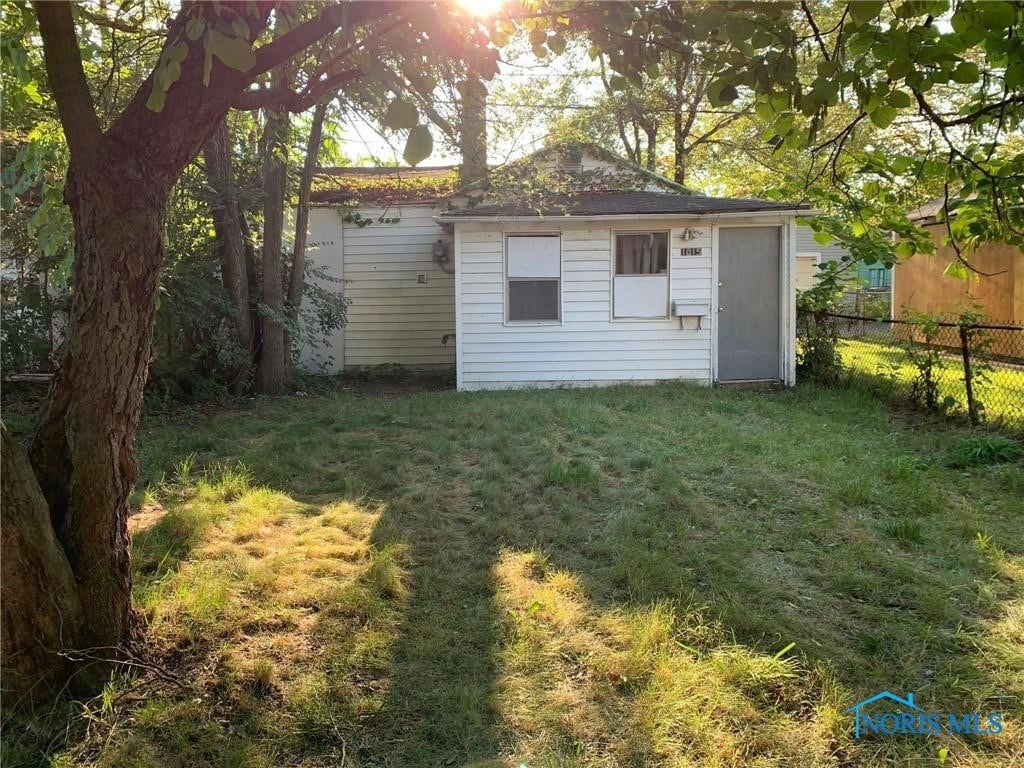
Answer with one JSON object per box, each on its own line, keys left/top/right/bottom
{"left": 328, "top": 366, "right": 455, "bottom": 396}
{"left": 129, "top": 503, "right": 168, "bottom": 535}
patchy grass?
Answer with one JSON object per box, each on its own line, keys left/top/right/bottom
{"left": 3, "top": 381, "right": 1022, "bottom": 768}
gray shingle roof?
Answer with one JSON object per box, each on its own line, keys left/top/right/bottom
{"left": 437, "top": 191, "right": 809, "bottom": 218}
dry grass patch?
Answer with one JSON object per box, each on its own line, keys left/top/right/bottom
{"left": 493, "top": 550, "right": 844, "bottom": 768}
{"left": 91, "top": 466, "right": 410, "bottom": 767}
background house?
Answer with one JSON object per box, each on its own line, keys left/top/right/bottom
{"left": 893, "top": 199, "right": 1023, "bottom": 323}
{"left": 301, "top": 144, "right": 808, "bottom": 390}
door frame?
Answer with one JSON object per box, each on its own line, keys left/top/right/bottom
{"left": 711, "top": 218, "right": 796, "bottom": 385}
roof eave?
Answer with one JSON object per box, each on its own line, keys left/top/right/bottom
{"left": 437, "top": 208, "right": 815, "bottom": 223}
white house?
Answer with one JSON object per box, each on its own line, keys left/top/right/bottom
{"left": 301, "top": 144, "right": 811, "bottom": 390}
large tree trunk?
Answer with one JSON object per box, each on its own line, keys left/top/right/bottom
{"left": 27, "top": 155, "right": 168, "bottom": 689}
{"left": 1, "top": 425, "right": 84, "bottom": 701}
{"left": 10, "top": 0, "right": 393, "bottom": 705}
{"left": 255, "top": 106, "right": 290, "bottom": 395}
{"left": 203, "top": 119, "right": 254, "bottom": 392}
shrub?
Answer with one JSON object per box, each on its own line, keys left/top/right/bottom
{"left": 795, "top": 279, "right": 844, "bottom": 384}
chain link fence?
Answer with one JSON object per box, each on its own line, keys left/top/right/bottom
{"left": 798, "top": 312, "right": 1024, "bottom": 430}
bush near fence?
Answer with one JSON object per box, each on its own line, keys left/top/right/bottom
{"left": 797, "top": 311, "right": 1024, "bottom": 430}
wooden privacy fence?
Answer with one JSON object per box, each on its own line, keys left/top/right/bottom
{"left": 803, "top": 312, "right": 1024, "bottom": 429}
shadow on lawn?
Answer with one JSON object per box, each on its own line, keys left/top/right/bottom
{"left": 12, "top": 385, "right": 1017, "bottom": 768}
{"left": 328, "top": 387, "right": 1021, "bottom": 767}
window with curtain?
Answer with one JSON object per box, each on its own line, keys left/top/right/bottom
{"left": 615, "top": 232, "right": 669, "bottom": 275}
{"left": 506, "top": 235, "right": 561, "bottom": 322}
{"left": 613, "top": 231, "right": 670, "bottom": 318}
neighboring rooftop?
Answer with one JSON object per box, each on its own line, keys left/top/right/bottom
{"left": 311, "top": 166, "right": 459, "bottom": 205}
{"left": 907, "top": 196, "right": 948, "bottom": 224}
{"left": 437, "top": 190, "right": 810, "bottom": 219}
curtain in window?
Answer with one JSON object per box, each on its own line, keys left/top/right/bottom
{"left": 617, "top": 233, "right": 667, "bottom": 274}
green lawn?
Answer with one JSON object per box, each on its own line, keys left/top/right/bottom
{"left": 839, "top": 338, "right": 1024, "bottom": 429}
{"left": 4, "top": 382, "right": 1023, "bottom": 768}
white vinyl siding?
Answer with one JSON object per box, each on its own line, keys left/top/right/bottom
{"left": 457, "top": 220, "right": 714, "bottom": 389}
{"left": 297, "top": 208, "right": 345, "bottom": 372}
{"left": 796, "top": 252, "right": 820, "bottom": 290}
{"left": 341, "top": 204, "right": 455, "bottom": 367}
{"left": 796, "top": 224, "right": 847, "bottom": 265}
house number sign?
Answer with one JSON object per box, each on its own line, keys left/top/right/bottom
{"left": 679, "top": 247, "right": 704, "bottom": 256}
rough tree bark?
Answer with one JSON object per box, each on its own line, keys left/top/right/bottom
{"left": 287, "top": 100, "right": 328, "bottom": 317}
{"left": 27, "top": 154, "right": 167, "bottom": 682}
{"left": 674, "top": 61, "right": 686, "bottom": 184}
{"left": 5, "top": 0, "right": 401, "bottom": 702}
{"left": 255, "top": 104, "right": 290, "bottom": 395}
{"left": 1, "top": 425, "right": 83, "bottom": 699}
{"left": 8, "top": 0, "right": 265, "bottom": 699}
{"left": 203, "top": 118, "right": 254, "bottom": 392}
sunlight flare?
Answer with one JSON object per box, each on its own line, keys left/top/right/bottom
{"left": 454, "top": 0, "right": 504, "bottom": 18}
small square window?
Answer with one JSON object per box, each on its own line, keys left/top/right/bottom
{"left": 616, "top": 232, "right": 668, "bottom": 275}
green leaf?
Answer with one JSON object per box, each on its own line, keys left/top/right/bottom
{"left": 951, "top": 61, "right": 980, "bottom": 85}
{"left": 547, "top": 33, "right": 566, "bottom": 55}
{"left": 847, "top": 31, "right": 875, "bottom": 58}
{"left": 890, "top": 156, "right": 912, "bottom": 174}
{"left": 528, "top": 27, "right": 546, "bottom": 47}
{"left": 849, "top": 1, "right": 884, "bottom": 25}
{"left": 773, "top": 113, "right": 795, "bottom": 134}
{"left": 403, "top": 124, "right": 433, "bottom": 166}
{"left": 979, "top": 1, "right": 1017, "bottom": 28}
{"left": 813, "top": 231, "right": 833, "bottom": 245}
{"left": 206, "top": 29, "right": 256, "bottom": 73}
{"left": 869, "top": 104, "right": 898, "bottom": 128}
{"left": 1006, "top": 61, "right": 1024, "bottom": 90}
{"left": 708, "top": 79, "right": 739, "bottom": 106}
{"left": 887, "top": 89, "right": 912, "bottom": 108}
{"left": 383, "top": 98, "right": 418, "bottom": 131}
{"left": 608, "top": 74, "right": 628, "bottom": 91}
{"left": 944, "top": 260, "right": 969, "bottom": 280}
{"left": 895, "top": 241, "right": 915, "bottom": 259}
{"left": 231, "top": 17, "right": 250, "bottom": 40}
{"left": 22, "top": 80, "right": 42, "bottom": 104}
{"left": 719, "top": 84, "right": 739, "bottom": 104}
{"left": 146, "top": 83, "right": 166, "bottom": 113}
{"left": 725, "top": 17, "right": 755, "bottom": 42}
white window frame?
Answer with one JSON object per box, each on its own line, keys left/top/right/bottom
{"left": 611, "top": 229, "right": 671, "bottom": 321}
{"left": 504, "top": 233, "right": 562, "bottom": 325}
